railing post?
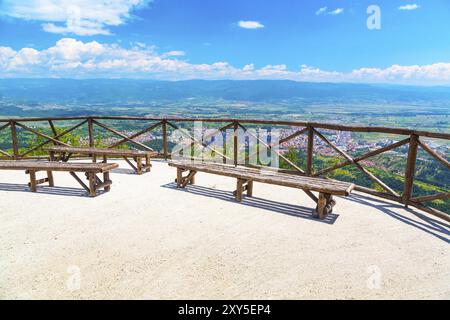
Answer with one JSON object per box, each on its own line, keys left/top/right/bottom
{"left": 162, "top": 120, "right": 168, "bottom": 160}
{"left": 87, "top": 117, "right": 94, "bottom": 147}
{"left": 10, "top": 120, "right": 19, "bottom": 160}
{"left": 233, "top": 121, "right": 238, "bottom": 166}
{"left": 403, "top": 134, "right": 419, "bottom": 206}
{"left": 306, "top": 125, "right": 314, "bottom": 176}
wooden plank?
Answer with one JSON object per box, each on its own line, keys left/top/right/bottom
{"left": 29, "top": 177, "right": 49, "bottom": 186}
{"left": 47, "top": 146, "right": 157, "bottom": 157}
{"left": 306, "top": 126, "right": 314, "bottom": 176}
{"left": 88, "top": 173, "right": 96, "bottom": 197}
{"left": 0, "top": 122, "right": 10, "bottom": 132}
{"left": 92, "top": 119, "right": 154, "bottom": 152}
{"left": 279, "top": 127, "right": 308, "bottom": 144}
{"left": 171, "top": 161, "right": 354, "bottom": 190}
{"left": 233, "top": 121, "right": 238, "bottom": 166}
{"left": 181, "top": 170, "right": 197, "bottom": 188}
{"left": 355, "top": 162, "right": 400, "bottom": 197}
{"left": 313, "top": 128, "right": 353, "bottom": 163}
{"left": 238, "top": 123, "right": 305, "bottom": 174}
{"left": 20, "top": 120, "right": 88, "bottom": 157}
{"left": 169, "top": 161, "right": 354, "bottom": 196}
{"left": 313, "top": 137, "right": 411, "bottom": 177}
{"left": 313, "top": 160, "right": 352, "bottom": 177}
{"left": 69, "top": 172, "right": 90, "bottom": 192}
{"left": 354, "top": 138, "right": 410, "bottom": 162}
{"left": 88, "top": 117, "right": 95, "bottom": 147}
{"left": 410, "top": 192, "right": 450, "bottom": 203}
{"left": 176, "top": 167, "right": 183, "bottom": 188}
{"left": 3, "top": 116, "right": 449, "bottom": 139}
{"left": 187, "top": 122, "right": 234, "bottom": 152}
{"left": 407, "top": 201, "right": 450, "bottom": 223}
{"left": 0, "top": 160, "right": 118, "bottom": 173}
{"left": 166, "top": 121, "right": 231, "bottom": 161}
{"left": 403, "top": 134, "right": 419, "bottom": 205}
{"left": 103, "top": 171, "right": 111, "bottom": 192}
{"left": 247, "top": 180, "right": 253, "bottom": 197}
{"left": 47, "top": 171, "right": 54, "bottom": 187}
{"left": 10, "top": 121, "right": 19, "bottom": 159}
{"left": 354, "top": 185, "right": 402, "bottom": 203}
{"left": 313, "top": 127, "right": 399, "bottom": 197}
{"left": 136, "top": 157, "right": 143, "bottom": 175}
{"left": 28, "top": 170, "right": 37, "bottom": 192}
{"left": 317, "top": 193, "right": 327, "bottom": 219}
{"left": 162, "top": 120, "right": 168, "bottom": 160}
{"left": 235, "top": 178, "right": 245, "bottom": 202}
{"left": 15, "top": 122, "right": 71, "bottom": 147}
{"left": 123, "top": 156, "right": 138, "bottom": 172}
{"left": 417, "top": 139, "right": 450, "bottom": 170}
{"left": 107, "top": 121, "right": 161, "bottom": 149}
{"left": 0, "top": 149, "right": 12, "bottom": 158}
{"left": 48, "top": 120, "right": 59, "bottom": 145}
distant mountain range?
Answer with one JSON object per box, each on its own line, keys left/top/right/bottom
{"left": 1, "top": 78, "right": 450, "bottom": 104}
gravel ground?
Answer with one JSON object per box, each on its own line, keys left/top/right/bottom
{"left": 0, "top": 160, "right": 449, "bottom": 299}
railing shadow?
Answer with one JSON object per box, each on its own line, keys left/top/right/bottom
{"left": 0, "top": 183, "right": 101, "bottom": 198}
{"left": 347, "top": 193, "right": 450, "bottom": 243}
{"left": 161, "top": 182, "right": 338, "bottom": 224}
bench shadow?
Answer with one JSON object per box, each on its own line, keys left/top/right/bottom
{"left": 347, "top": 193, "right": 450, "bottom": 243}
{"left": 161, "top": 182, "right": 339, "bottom": 224}
{"left": 0, "top": 183, "right": 103, "bottom": 198}
{"left": 111, "top": 168, "right": 136, "bottom": 175}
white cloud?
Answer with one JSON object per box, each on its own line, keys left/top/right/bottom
{"left": 315, "top": 7, "right": 344, "bottom": 16}
{"left": 315, "top": 7, "right": 327, "bottom": 15}
{"left": 398, "top": 4, "right": 420, "bottom": 10}
{"left": 161, "top": 50, "right": 186, "bottom": 58}
{"left": 0, "top": 0, "right": 151, "bottom": 36}
{"left": 237, "top": 20, "right": 264, "bottom": 29}
{"left": 0, "top": 38, "right": 449, "bottom": 85}
{"left": 328, "top": 8, "right": 344, "bottom": 15}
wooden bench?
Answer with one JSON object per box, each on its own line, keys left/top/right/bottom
{"left": 0, "top": 160, "right": 118, "bottom": 197}
{"left": 47, "top": 146, "right": 158, "bottom": 175}
{"left": 168, "top": 161, "right": 355, "bottom": 219}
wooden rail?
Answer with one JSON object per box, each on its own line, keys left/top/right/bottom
{"left": 0, "top": 116, "right": 449, "bottom": 221}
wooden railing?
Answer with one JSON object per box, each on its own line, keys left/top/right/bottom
{"left": 0, "top": 116, "right": 449, "bottom": 221}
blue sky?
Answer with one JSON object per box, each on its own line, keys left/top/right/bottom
{"left": 0, "top": 0, "right": 449, "bottom": 84}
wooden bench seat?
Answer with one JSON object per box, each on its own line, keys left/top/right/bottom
{"left": 0, "top": 160, "right": 118, "bottom": 197}
{"left": 47, "top": 146, "right": 158, "bottom": 175}
{"left": 169, "top": 161, "right": 355, "bottom": 219}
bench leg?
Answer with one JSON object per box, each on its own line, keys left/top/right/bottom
{"left": 136, "top": 156, "right": 143, "bottom": 175}
{"left": 316, "top": 193, "right": 335, "bottom": 219}
{"left": 47, "top": 171, "right": 54, "bottom": 187}
{"left": 102, "top": 155, "right": 107, "bottom": 163}
{"left": 145, "top": 155, "right": 151, "bottom": 172}
{"left": 28, "top": 170, "right": 37, "bottom": 192}
{"left": 176, "top": 168, "right": 183, "bottom": 188}
{"left": 246, "top": 180, "right": 253, "bottom": 197}
{"left": 103, "top": 171, "right": 111, "bottom": 192}
{"left": 175, "top": 168, "right": 196, "bottom": 188}
{"left": 49, "top": 151, "right": 56, "bottom": 161}
{"left": 235, "top": 178, "right": 245, "bottom": 202}
{"left": 233, "top": 179, "right": 252, "bottom": 200}
{"left": 88, "top": 173, "right": 96, "bottom": 197}
{"left": 317, "top": 193, "right": 327, "bottom": 219}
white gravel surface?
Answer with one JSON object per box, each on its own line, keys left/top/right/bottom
{"left": 0, "top": 160, "right": 449, "bottom": 299}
